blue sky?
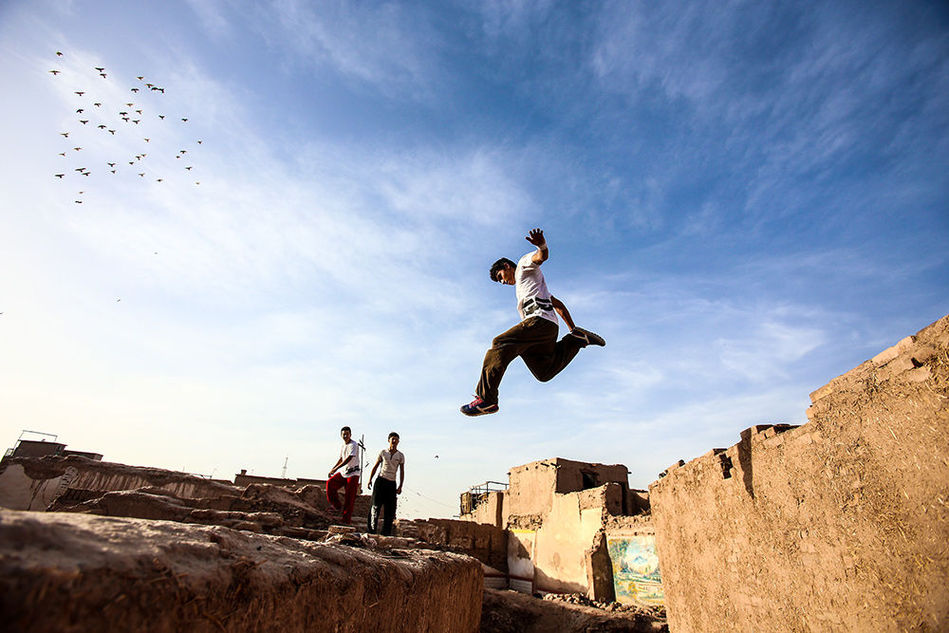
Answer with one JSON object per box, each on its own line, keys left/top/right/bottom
{"left": 1, "top": 0, "right": 946, "bottom": 519}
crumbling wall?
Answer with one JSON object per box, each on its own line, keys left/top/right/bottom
{"left": 530, "top": 483, "right": 623, "bottom": 596}
{"left": 397, "top": 517, "right": 508, "bottom": 573}
{"left": 0, "top": 456, "right": 371, "bottom": 524}
{"left": 650, "top": 314, "right": 949, "bottom": 633}
{"left": 506, "top": 461, "right": 560, "bottom": 518}
{"left": 0, "top": 457, "right": 239, "bottom": 511}
{"left": 0, "top": 509, "right": 483, "bottom": 633}
{"left": 464, "top": 489, "right": 505, "bottom": 527}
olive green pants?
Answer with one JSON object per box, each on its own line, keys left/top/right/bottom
{"left": 476, "top": 316, "right": 583, "bottom": 404}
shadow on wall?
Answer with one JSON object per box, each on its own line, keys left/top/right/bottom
{"left": 737, "top": 429, "right": 755, "bottom": 499}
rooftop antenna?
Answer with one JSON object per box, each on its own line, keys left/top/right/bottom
{"left": 281, "top": 456, "right": 288, "bottom": 479}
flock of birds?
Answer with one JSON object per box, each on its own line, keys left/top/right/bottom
{"left": 49, "top": 51, "right": 204, "bottom": 204}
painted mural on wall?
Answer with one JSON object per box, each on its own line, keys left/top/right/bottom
{"left": 606, "top": 534, "right": 664, "bottom": 606}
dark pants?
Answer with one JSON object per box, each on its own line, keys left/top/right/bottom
{"left": 368, "top": 477, "right": 398, "bottom": 536}
{"left": 476, "top": 316, "right": 583, "bottom": 404}
{"left": 326, "top": 472, "right": 358, "bottom": 523}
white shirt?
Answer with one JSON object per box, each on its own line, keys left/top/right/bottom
{"left": 338, "top": 440, "right": 361, "bottom": 479}
{"left": 376, "top": 449, "right": 405, "bottom": 481}
{"left": 515, "top": 252, "right": 558, "bottom": 325}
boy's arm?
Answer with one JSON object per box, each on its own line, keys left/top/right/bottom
{"left": 367, "top": 455, "right": 382, "bottom": 489}
{"left": 397, "top": 462, "right": 405, "bottom": 495}
{"left": 550, "top": 295, "right": 576, "bottom": 330}
{"left": 526, "top": 228, "right": 548, "bottom": 265}
{"left": 328, "top": 455, "right": 352, "bottom": 478}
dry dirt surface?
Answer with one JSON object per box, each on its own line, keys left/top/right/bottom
{"left": 480, "top": 589, "right": 668, "bottom": 633}
{"left": 0, "top": 509, "right": 483, "bottom": 633}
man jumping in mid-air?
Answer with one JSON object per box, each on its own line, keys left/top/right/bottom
{"left": 461, "top": 228, "right": 605, "bottom": 417}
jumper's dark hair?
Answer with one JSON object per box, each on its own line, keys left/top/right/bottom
{"left": 388, "top": 432, "right": 399, "bottom": 440}
{"left": 489, "top": 258, "right": 516, "bottom": 282}
{"left": 340, "top": 426, "right": 351, "bottom": 433}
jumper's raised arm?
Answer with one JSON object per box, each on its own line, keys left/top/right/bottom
{"left": 526, "top": 228, "right": 549, "bottom": 265}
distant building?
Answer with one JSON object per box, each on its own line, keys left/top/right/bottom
{"left": 2, "top": 432, "right": 103, "bottom": 463}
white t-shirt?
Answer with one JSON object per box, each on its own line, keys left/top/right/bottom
{"left": 337, "top": 440, "right": 361, "bottom": 479}
{"left": 376, "top": 449, "right": 405, "bottom": 481}
{"left": 515, "top": 252, "right": 558, "bottom": 325}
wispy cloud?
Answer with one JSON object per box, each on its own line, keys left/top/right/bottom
{"left": 260, "top": 0, "right": 444, "bottom": 100}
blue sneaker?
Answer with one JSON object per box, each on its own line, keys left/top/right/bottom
{"left": 461, "top": 396, "right": 499, "bottom": 417}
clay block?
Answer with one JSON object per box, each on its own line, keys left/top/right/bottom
{"left": 871, "top": 336, "right": 915, "bottom": 366}
{"left": 904, "top": 366, "right": 933, "bottom": 383}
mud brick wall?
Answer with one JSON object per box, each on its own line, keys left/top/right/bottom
{"left": 650, "top": 314, "right": 949, "bottom": 633}
{"left": 398, "top": 517, "right": 508, "bottom": 572}
{"left": 0, "top": 510, "right": 483, "bottom": 633}
{"left": 0, "top": 456, "right": 240, "bottom": 511}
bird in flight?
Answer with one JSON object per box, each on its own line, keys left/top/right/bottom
{"left": 98, "top": 124, "right": 107, "bottom": 129}
{"left": 49, "top": 69, "right": 60, "bottom": 75}
{"left": 94, "top": 102, "right": 101, "bottom": 107}
{"left": 108, "top": 129, "right": 115, "bottom": 135}
{"left": 56, "top": 51, "right": 63, "bottom": 56}
{"left": 79, "top": 120, "right": 88, "bottom": 124}
{"left": 158, "top": 114, "right": 165, "bottom": 119}
{"left": 75, "top": 91, "right": 84, "bottom": 96}
{"left": 107, "top": 162, "right": 116, "bottom": 167}
{"left": 73, "top": 147, "right": 82, "bottom": 151}
{"left": 137, "top": 76, "right": 143, "bottom": 80}
{"left": 99, "top": 73, "right": 107, "bottom": 79}
{"left": 60, "top": 132, "right": 69, "bottom": 137}
{"left": 181, "top": 118, "right": 188, "bottom": 122}
{"left": 95, "top": 67, "right": 104, "bottom": 72}
{"left": 131, "top": 87, "right": 139, "bottom": 93}
{"left": 54, "top": 173, "right": 64, "bottom": 178}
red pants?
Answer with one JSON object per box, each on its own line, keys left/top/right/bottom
{"left": 326, "top": 472, "right": 359, "bottom": 523}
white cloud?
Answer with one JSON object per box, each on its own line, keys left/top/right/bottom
{"left": 264, "top": 0, "right": 443, "bottom": 100}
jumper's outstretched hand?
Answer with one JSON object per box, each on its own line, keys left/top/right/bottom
{"left": 526, "top": 228, "right": 546, "bottom": 247}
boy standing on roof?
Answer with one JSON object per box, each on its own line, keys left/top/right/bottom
{"left": 366, "top": 431, "right": 405, "bottom": 536}
{"left": 326, "top": 426, "right": 361, "bottom": 524}
{"left": 461, "top": 228, "right": 605, "bottom": 417}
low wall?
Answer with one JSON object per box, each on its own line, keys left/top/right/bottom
{"left": 397, "top": 517, "right": 508, "bottom": 572}
{"left": 0, "top": 509, "right": 483, "bottom": 633}
{"left": 650, "top": 314, "right": 949, "bottom": 633}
